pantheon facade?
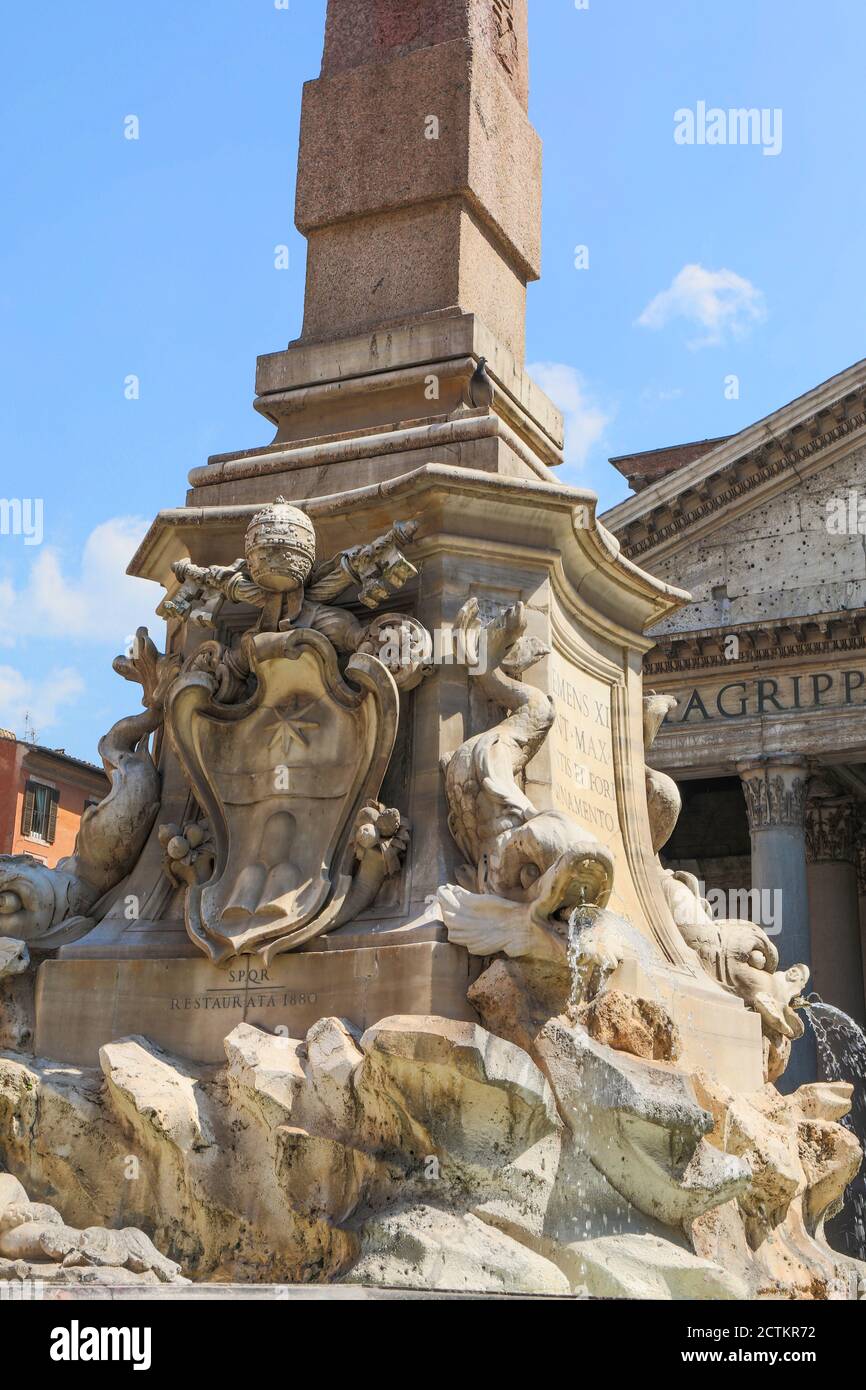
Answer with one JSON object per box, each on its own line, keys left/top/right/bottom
{"left": 603, "top": 359, "right": 866, "bottom": 1081}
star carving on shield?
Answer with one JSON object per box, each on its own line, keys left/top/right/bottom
{"left": 264, "top": 698, "right": 320, "bottom": 756}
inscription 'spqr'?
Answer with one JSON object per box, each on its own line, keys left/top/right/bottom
{"left": 170, "top": 966, "right": 318, "bottom": 1012}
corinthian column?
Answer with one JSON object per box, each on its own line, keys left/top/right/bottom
{"left": 805, "top": 783, "right": 865, "bottom": 1026}
{"left": 738, "top": 759, "right": 814, "bottom": 1088}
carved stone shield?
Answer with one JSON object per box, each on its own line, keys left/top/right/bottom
{"left": 166, "top": 629, "right": 399, "bottom": 963}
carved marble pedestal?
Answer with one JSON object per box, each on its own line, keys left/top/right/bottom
{"left": 35, "top": 940, "right": 479, "bottom": 1066}
{"left": 36, "top": 468, "right": 769, "bottom": 1094}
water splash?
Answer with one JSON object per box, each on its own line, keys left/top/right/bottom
{"left": 565, "top": 901, "right": 655, "bottom": 1016}
{"left": 566, "top": 892, "right": 600, "bottom": 1013}
{"left": 804, "top": 997, "right": 866, "bottom": 1260}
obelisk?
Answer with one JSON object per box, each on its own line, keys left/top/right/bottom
{"left": 297, "top": 0, "right": 538, "bottom": 356}
{"left": 185, "top": 0, "right": 563, "bottom": 508}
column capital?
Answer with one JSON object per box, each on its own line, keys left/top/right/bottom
{"left": 804, "top": 788, "right": 856, "bottom": 865}
{"left": 737, "top": 759, "right": 809, "bottom": 831}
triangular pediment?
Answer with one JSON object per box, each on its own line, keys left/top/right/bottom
{"left": 601, "top": 357, "right": 866, "bottom": 567}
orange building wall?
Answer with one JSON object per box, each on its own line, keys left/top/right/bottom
{"left": 1, "top": 740, "right": 109, "bottom": 869}
{"left": 11, "top": 781, "right": 93, "bottom": 866}
{"left": 0, "top": 739, "right": 24, "bottom": 854}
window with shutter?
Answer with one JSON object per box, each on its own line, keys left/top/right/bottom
{"left": 46, "top": 788, "right": 59, "bottom": 844}
{"left": 21, "top": 781, "right": 59, "bottom": 843}
{"left": 21, "top": 783, "right": 36, "bottom": 837}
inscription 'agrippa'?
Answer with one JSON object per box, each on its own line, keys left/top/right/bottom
{"left": 669, "top": 668, "right": 866, "bottom": 723}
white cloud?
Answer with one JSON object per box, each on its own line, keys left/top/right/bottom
{"left": 0, "top": 516, "right": 158, "bottom": 648}
{"left": 527, "top": 362, "right": 610, "bottom": 469}
{"left": 636, "top": 264, "right": 766, "bottom": 348}
{"left": 0, "top": 664, "right": 85, "bottom": 738}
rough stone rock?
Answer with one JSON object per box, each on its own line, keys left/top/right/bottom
{"left": 469, "top": 1130, "right": 563, "bottom": 1243}
{"left": 468, "top": 958, "right": 568, "bottom": 1053}
{"left": 692, "top": 1195, "right": 855, "bottom": 1300}
{"left": 1, "top": 1017, "right": 566, "bottom": 1286}
{"left": 794, "top": 1082, "right": 854, "bottom": 1124}
{"left": 300, "top": 1016, "right": 363, "bottom": 1138}
{"left": 0, "top": 1220, "right": 81, "bottom": 1261}
{"left": 0, "top": 1258, "right": 159, "bottom": 1286}
{"left": 693, "top": 1074, "right": 802, "bottom": 1236}
{"left": 797, "top": 1120, "right": 862, "bottom": 1231}
{"left": 100, "top": 1036, "right": 213, "bottom": 1155}
{"left": 0, "top": 941, "right": 34, "bottom": 1050}
{"left": 4, "top": 1034, "right": 362, "bottom": 1282}
{"left": 763, "top": 1032, "right": 791, "bottom": 1085}
{"left": 59, "top": 1265, "right": 162, "bottom": 1287}
{"left": 0, "top": 1055, "right": 113, "bottom": 1229}
{"left": 1, "top": 1012, "right": 861, "bottom": 1298}
{"left": 275, "top": 1126, "right": 383, "bottom": 1227}
{"left": 763, "top": 1085, "right": 862, "bottom": 1234}
{"left": 0, "top": 1256, "right": 50, "bottom": 1280}
{"left": 561, "top": 1232, "right": 748, "bottom": 1300}
{"left": 535, "top": 1019, "right": 750, "bottom": 1228}
{"left": 573, "top": 989, "right": 682, "bottom": 1062}
{"left": 359, "top": 1015, "right": 560, "bottom": 1147}
{"left": 694, "top": 1072, "right": 863, "bottom": 1243}
{"left": 689, "top": 1197, "right": 756, "bottom": 1289}
{"left": 0, "top": 1175, "right": 185, "bottom": 1285}
{"left": 224, "top": 1021, "right": 305, "bottom": 1126}
{"left": 347, "top": 1204, "right": 571, "bottom": 1295}
{"left": 224, "top": 1018, "right": 364, "bottom": 1144}
{"left": 0, "top": 938, "right": 28, "bottom": 979}
{"left": 0, "top": 1172, "right": 28, "bottom": 1211}
{"left": 0, "top": 1200, "right": 63, "bottom": 1233}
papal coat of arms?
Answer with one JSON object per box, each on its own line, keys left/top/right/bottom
{"left": 167, "top": 629, "right": 400, "bottom": 962}
{"left": 158, "top": 498, "right": 422, "bottom": 963}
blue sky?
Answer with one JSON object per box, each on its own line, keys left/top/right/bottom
{"left": 2, "top": 0, "right": 865, "bottom": 760}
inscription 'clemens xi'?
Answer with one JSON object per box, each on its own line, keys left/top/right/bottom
{"left": 550, "top": 668, "right": 616, "bottom": 834}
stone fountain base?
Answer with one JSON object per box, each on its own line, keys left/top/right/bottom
{"left": 1, "top": 991, "right": 862, "bottom": 1299}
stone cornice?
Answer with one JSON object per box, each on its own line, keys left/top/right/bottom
{"left": 127, "top": 463, "right": 690, "bottom": 639}
{"left": 644, "top": 610, "right": 866, "bottom": 675}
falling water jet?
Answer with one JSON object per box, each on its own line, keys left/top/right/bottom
{"left": 801, "top": 992, "right": 866, "bottom": 1260}
{"left": 566, "top": 886, "right": 599, "bottom": 1015}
